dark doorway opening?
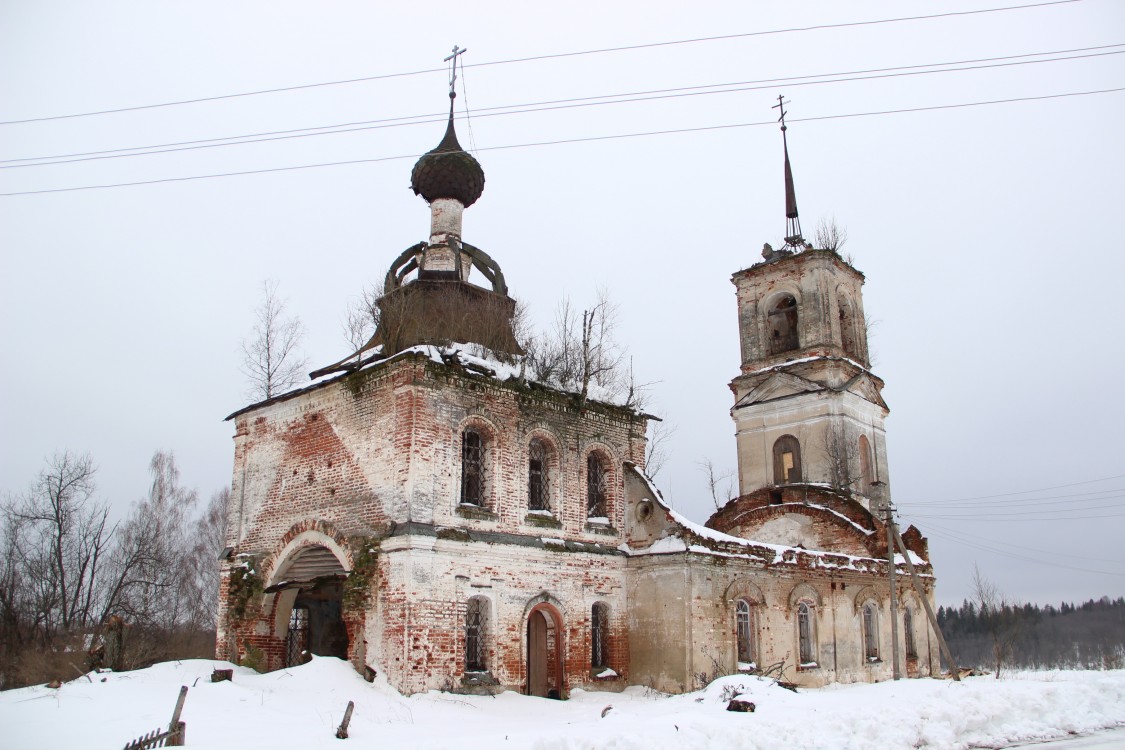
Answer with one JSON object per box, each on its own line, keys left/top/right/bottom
{"left": 284, "top": 578, "right": 349, "bottom": 667}
{"left": 526, "top": 606, "right": 562, "bottom": 698}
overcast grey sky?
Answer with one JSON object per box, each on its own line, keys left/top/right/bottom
{"left": 2, "top": 0, "right": 1123, "bottom": 607}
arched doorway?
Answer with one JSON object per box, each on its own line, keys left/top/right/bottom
{"left": 271, "top": 545, "right": 350, "bottom": 667}
{"left": 526, "top": 604, "right": 563, "bottom": 698}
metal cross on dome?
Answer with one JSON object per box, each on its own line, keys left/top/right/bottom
{"left": 444, "top": 45, "right": 467, "bottom": 97}
{"left": 772, "top": 93, "right": 791, "bottom": 131}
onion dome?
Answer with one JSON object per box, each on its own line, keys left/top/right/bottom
{"left": 410, "top": 94, "right": 485, "bottom": 208}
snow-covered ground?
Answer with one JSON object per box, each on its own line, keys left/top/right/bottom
{"left": 3, "top": 658, "right": 1124, "bottom": 750}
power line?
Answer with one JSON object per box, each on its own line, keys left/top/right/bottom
{"left": 910, "top": 508, "right": 1125, "bottom": 522}
{"left": 902, "top": 486, "right": 1125, "bottom": 509}
{"left": 922, "top": 526, "right": 1125, "bottom": 577}
{"left": 917, "top": 519, "right": 1123, "bottom": 565}
{"left": 905, "top": 472, "right": 1125, "bottom": 506}
{"left": 5, "top": 46, "right": 1121, "bottom": 171}
{"left": 0, "top": 0, "right": 1083, "bottom": 126}
{"left": 3, "top": 85, "right": 1121, "bottom": 198}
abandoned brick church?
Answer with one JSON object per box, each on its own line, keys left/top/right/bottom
{"left": 215, "top": 90, "right": 941, "bottom": 696}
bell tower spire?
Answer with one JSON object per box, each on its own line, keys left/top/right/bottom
{"left": 726, "top": 98, "right": 890, "bottom": 511}
{"left": 773, "top": 94, "right": 803, "bottom": 248}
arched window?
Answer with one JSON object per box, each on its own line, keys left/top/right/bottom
{"left": 863, "top": 602, "right": 880, "bottom": 662}
{"left": 591, "top": 602, "right": 609, "bottom": 668}
{"left": 858, "top": 435, "right": 874, "bottom": 492}
{"left": 461, "top": 429, "right": 486, "bottom": 506}
{"left": 528, "top": 438, "right": 550, "bottom": 512}
{"left": 768, "top": 294, "right": 800, "bottom": 354}
{"left": 587, "top": 453, "right": 609, "bottom": 519}
{"left": 904, "top": 606, "right": 917, "bottom": 658}
{"left": 773, "top": 435, "right": 802, "bottom": 484}
{"left": 839, "top": 300, "right": 861, "bottom": 360}
{"left": 465, "top": 596, "right": 489, "bottom": 672}
{"left": 798, "top": 601, "right": 817, "bottom": 665}
{"left": 735, "top": 599, "right": 757, "bottom": 666}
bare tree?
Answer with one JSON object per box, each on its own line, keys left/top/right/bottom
{"left": 699, "top": 458, "right": 736, "bottom": 511}
{"left": 823, "top": 423, "right": 858, "bottom": 491}
{"left": 972, "top": 564, "right": 1023, "bottom": 679}
{"left": 342, "top": 281, "right": 383, "bottom": 352}
{"left": 814, "top": 217, "right": 848, "bottom": 252}
{"left": 241, "top": 279, "right": 308, "bottom": 400}
{"left": 644, "top": 420, "right": 675, "bottom": 479}
{"left": 524, "top": 290, "right": 628, "bottom": 406}
{"left": 8, "top": 452, "right": 112, "bottom": 640}
{"left": 180, "top": 486, "right": 230, "bottom": 630}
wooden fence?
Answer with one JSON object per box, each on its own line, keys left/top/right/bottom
{"left": 122, "top": 686, "right": 187, "bottom": 749}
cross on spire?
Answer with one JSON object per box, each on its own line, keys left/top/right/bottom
{"left": 444, "top": 45, "right": 467, "bottom": 99}
{"left": 773, "top": 94, "right": 803, "bottom": 246}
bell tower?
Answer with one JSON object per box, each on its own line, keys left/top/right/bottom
{"left": 729, "top": 98, "right": 890, "bottom": 510}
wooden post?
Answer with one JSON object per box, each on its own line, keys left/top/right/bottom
{"left": 885, "top": 503, "right": 902, "bottom": 680}
{"left": 891, "top": 523, "right": 960, "bottom": 681}
{"left": 168, "top": 685, "right": 188, "bottom": 746}
{"left": 335, "top": 700, "right": 355, "bottom": 739}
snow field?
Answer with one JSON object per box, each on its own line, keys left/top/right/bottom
{"left": 2, "top": 658, "right": 1123, "bottom": 750}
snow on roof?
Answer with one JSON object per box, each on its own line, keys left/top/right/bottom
{"left": 230, "top": 342, "right": 644, "bottom": 420}
{"left": 626, "top": 467, "right": 930, "bottom": 576}
{"left": 744, "top": 354, "right": 877, "bottom": 378}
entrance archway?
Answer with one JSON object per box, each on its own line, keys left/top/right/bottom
{"left": 271, "top": 545, "right": 350, "bottom": 666}
{"left": 526, "top": 604, "right": 564, "bottom": 698}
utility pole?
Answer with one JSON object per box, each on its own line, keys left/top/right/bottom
{"left": 881, "top": 487, "right": 902, "bottom": 679}
{"left": 889, "top": 512, "right": 961, "bottom": 682}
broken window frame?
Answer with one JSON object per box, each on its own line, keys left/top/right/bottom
{"left": 285, "top": 605, "right": 310, "bottom": 668}
{"left": 465, "top": 597, "right": 488, "bottom": 672}
{"left": 735, "top": 599, "right": 756, "bottom": 666}
{"left": 586, "top": 454, "right": 609, "bottom": 519}
{"left": 863, "top": 601, "right": 880, "bottom": 662}
{"left": 772, "top": 435, "right": 803, "bottom": 484}
{"left": 528, "top": 438, "right": 550, "bottom": 512}
{"left": 904, "top": 606, "right": 917, "bottom": 658}
{"left": 768, "top": 294, "right": 800, "bottom": 355}
{"left": 797, "top": 601, "right": 817, "bottom": 665}
{"left": 461, "top": 429, "right": 486, "bottom": 507}
{"left": 591, "top": 602, "right": 609, "bottom": 668}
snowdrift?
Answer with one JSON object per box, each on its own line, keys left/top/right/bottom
{"left": 3, "top": 657, "right": 1124, "bottom": 749}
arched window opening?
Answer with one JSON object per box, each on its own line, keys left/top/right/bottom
{"left": 285, "top": 605, "right": 310, "bottom": 667}
{"left": 773, "top": 435, "right": 803, "bottom": 484}
{"left": 768, "top": 294, "right": 800, "bottom": 354}
{"left": 863, "top": 602, "right": 880, "bottom": 662}
{"left": 798, "top": 601, "right": 817, "bottom": 665}
{"left": 587, "top": 454, "right": 609, "bottom": 519}
{"left": 839, "top": 302, "right": 861, "bottom": 360}
{"left": 858, "top": 435, "right": 874, "bottom": 492}
{"left": 904, "top": 607, "right": 917, "bottom": 658}
{"left": 591, "top": 602, "right": 610, "bottom": 668}
{"left": 465, "top": 597, "right": 489, "bottom": 672}
{"left": 528, "top": 439, "right": 550, "bottom": 512}
{"left": 736, "top": 599, "right": 757, "bottom": 667}
{"left": 461, "top": 429, "right": 485, "bottom": 506}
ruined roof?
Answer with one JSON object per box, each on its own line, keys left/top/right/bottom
{"left": 622, "top": 465, "right": 930, "bottom": 574}
{"left": 409, "top": 94, "right": 485, "bottom": 208}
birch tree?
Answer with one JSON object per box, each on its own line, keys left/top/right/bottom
{"left": 241, "top": 279, "right": 308, "bottom": 400}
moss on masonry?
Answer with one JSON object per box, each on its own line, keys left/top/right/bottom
{"left": 227, "top": 560, "right": 263, "bottom": 622}
{"left": 344, "top": 537, "right": 379, "bottom": 609}
{"left": 437, "top": 527, "right": 472, "bottom": 543}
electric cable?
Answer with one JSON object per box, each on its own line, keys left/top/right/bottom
{"left": 2, "top": 85, "right": 1121, "bottom": 197}
{"left": 5, "top": 42, "right": 1119, "bottom": 167}
{"left": 0, "top": 0, "right": 1083, "bottom": 126}
{"left": 4, "top": 46, "right": 1121, "bottom": 170}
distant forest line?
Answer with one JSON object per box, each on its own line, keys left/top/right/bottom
{"left": 937, "top": 596, "right": 1125, "bottom": 671}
